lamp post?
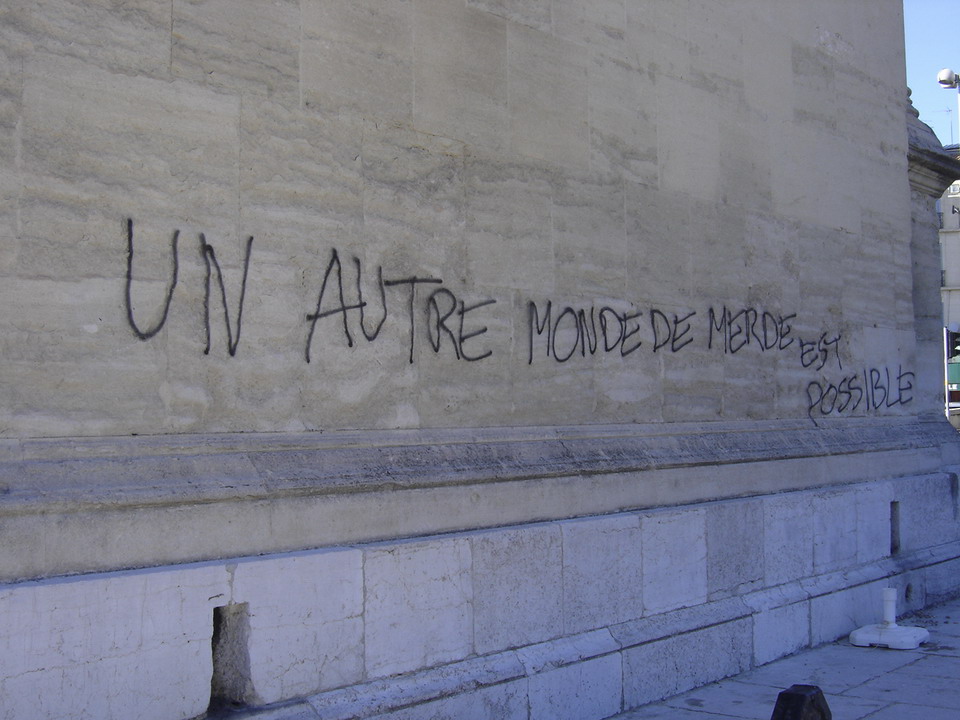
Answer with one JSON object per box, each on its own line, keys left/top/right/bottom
{"left": 938, "top": 68, "right": 960, "bottom": 148}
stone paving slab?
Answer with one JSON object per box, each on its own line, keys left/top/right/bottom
{"left": 733, "top": 643, "right": 923, "bottom": 694}
{"left": 614, "top": 597, "right": 960, "bottom": 720}
{"left": 844, "top": 662, "right": 960, "bottom": 708}
{"left": 660, "top": 679, "right": 886, "bottom": 720}
{"left": 860, "top": 703, "right": 960, "bottom": 720}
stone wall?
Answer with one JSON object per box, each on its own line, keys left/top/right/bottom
{"left": 3, "top": 2, "right": 960, "bottom": 719}
{"left": 0, "top": 1, "right": 921, "bottom": 436}
{"left": 3, "top": 474, "right": 959, "bottom": 719}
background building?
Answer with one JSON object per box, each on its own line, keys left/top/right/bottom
{"left": 936, "top": 148, "right": 960, "bottom": 421}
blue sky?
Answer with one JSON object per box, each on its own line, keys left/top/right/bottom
{"left": 904, "top": 0, "right": 959, "bottom": 146}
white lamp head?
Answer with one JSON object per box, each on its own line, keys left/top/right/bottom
{"left": 938, "top": 68, "right": 959, "bottom": 88}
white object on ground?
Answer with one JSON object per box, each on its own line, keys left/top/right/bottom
{"left": 849, "top": 587, "right": 930, "bottom": 650}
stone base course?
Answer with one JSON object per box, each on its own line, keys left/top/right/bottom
{"left": 2, "top": 471, "right": 958, "bottom": 720}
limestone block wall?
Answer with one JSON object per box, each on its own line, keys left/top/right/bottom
{"left": 0, "top": 0, "right": 921, "bottom": 437}
{"left": 2, "top": 473, "right": 958, "bottom": 720}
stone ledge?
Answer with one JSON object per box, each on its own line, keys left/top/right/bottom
{"left": 0, "top": 417, "right": 954, "bottom": 514}
{"left": 1, "top": 417, "right": 957, "bottom": 582}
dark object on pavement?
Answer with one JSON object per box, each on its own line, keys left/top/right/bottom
{"left": 770, "top": 684, "right": 832, "bottom": 720}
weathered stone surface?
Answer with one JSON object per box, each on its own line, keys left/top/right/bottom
{"left": 810, "top": 580, "right": 887, "bottom": 645}
{"left": 621, "top": 618, "right": 752, "bottom": 708}
{"left": 231, "top": 550, "right": 365, "bottom": 702}
{"left": 507, "top": 24, "right": 589, "bottom": 168}
{"left": 0, "top": 562, "right": 225, "bottom": 720}
{"left": 412, "top": 0, "right": 508, "bottom": 152}
{"left": 2, "top": 3, "right": 960, "bottom": 718}
{"left": 1, "top": 481, "right": 958, "bottom": 719}
{"left": 753, "top": 601, "right": 811, "bottom": 667}
{"left": 0, "top": 0, "right": 942, "bottom": 438}
{"left": 641, "top": 508, "right": 707, "bottom": 614}
{"left": 472, "top": 524, "right": 563, "bottom": 654}
{"left": 0, "top": 418, "right": 955, "bottom": 582}
{"left": 812, "top": 490, "right": 859, "bottom": 574}
{"left": 561, "top": 514, "right": 643, "bottom": 634}
{"left": 763, "top": 492, "right": 815, "bottom": 586}
{"left": 172, "top": 0, "right": 300, "bottom": 101}
{"left": 363, "top": 538, "right": 473, "bottom": 678}
{"left": 527, "top": 654, "right": 622, "bottom": 720}
{"left": 706, "top": 499, "right": 764, "bottom": 598}
{"left": 896, "top": 473, "right": 960, "bottom": 552}
{"left": 301, "top": 0, "right": 413, "bottom": 120}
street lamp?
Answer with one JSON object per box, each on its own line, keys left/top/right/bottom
{"left": 938, "top": 68, "right": 960, "bottom": 147}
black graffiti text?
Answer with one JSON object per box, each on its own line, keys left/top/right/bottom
{"left": 707, "top": 306, "right": 797, "bottom": 355}
{"left": 125, "top": 218, "right": 253, "bottom": 356}
{"left": 805, "top": 365, "right": 914, "bottom": 424}
{"left": 305, "top": 248, "right": 496, "bottom": 364}
{"left": 528, "top": 301, "right": 645, "bottom": 363}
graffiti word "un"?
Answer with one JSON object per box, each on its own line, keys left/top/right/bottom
{"left": 125, "top": 218, "right": 253, "bottom": 357}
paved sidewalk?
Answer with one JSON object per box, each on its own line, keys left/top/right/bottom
{"left": 614, "top": 598, "right": 960, "bottom": 720}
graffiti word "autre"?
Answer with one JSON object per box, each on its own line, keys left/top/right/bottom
{"left": 305, "top": 248, "right": 496, "bottom": 364}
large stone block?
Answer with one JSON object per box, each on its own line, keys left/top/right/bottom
{"left": 231, "top": 549, "right": 365, "bottom": 703}
{"left": 412, "top": 0, "right": 508, "bottom": 152}
{"left": 506, "top": 24, "right": 589, "bottom": 168}
{"left": 753, "top": 601, "right": 810, "bottom": 666}
{"left": 0, "top": 563, "right": 225, "bottom": 720}
{"left": 561, "top": 514, "right": 643, "bottom": 634}
{"left": 706, "top": 499, "right": 764, "bottom": 598}
{"left": 463, "top": 152, "right": 557, "bottom": 295}
{"left": 552, "top": 172, "right": 627, "bottom": 298}
{"left": 301, "top": 0, "right": 413, "bottom": 121}
{"left": 925, "top": 557, "right": 960, "bottom": 604}
{"left": 896, "top": 474, "right": 960, "bottom": 552}
{"left": 810, "top": 580, "right": 888, "bottom": 645}
{"left": 4, "top": 0, "right": 171, "bottom": 76}
{"left": 857, "top": 481, "right": 895, "bottom": 564}
{"left": 641, "top": 508, "right": 707, "bottom": 614}
{"left": 812, "top": 489, "right": 859, "bottom": 574}
{"left": 20, "top": 54, "right": 240, "bottom": 240}
{"left": 655, "top": 75, "right": 720, "bottom": 202}
{"left": 528, "top": 654, "right": 623, "bottom": 720}
{"left": 363, "top": 538, "right": 473, "bottom": 678}
{"left": 585, "top": 50, "right": 658, "bottom": 185}
{"left": 622, "top": 617, "right": 752, "bottom": 708}
{"left": 171, "top": 0, "right": 300, "bottom": 101}
{"left": 472, "top": 524, "right": 563, "bottom": 654}
{"left": 763, "top": 492, "right": 814, "bottom": 586}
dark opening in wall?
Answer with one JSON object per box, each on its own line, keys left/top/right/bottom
{"left": 890, "top": 501, "right": 901, "bottom": 556}
{"left": 951, "top": 473, "right": 959, "bottom": 521}
{"left": 209, "top": 602, "right": 257, "bottom": 712}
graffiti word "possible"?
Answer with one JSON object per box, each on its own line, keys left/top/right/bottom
{"left": 805, "top": 365, "right": 914, "bottom": 423}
